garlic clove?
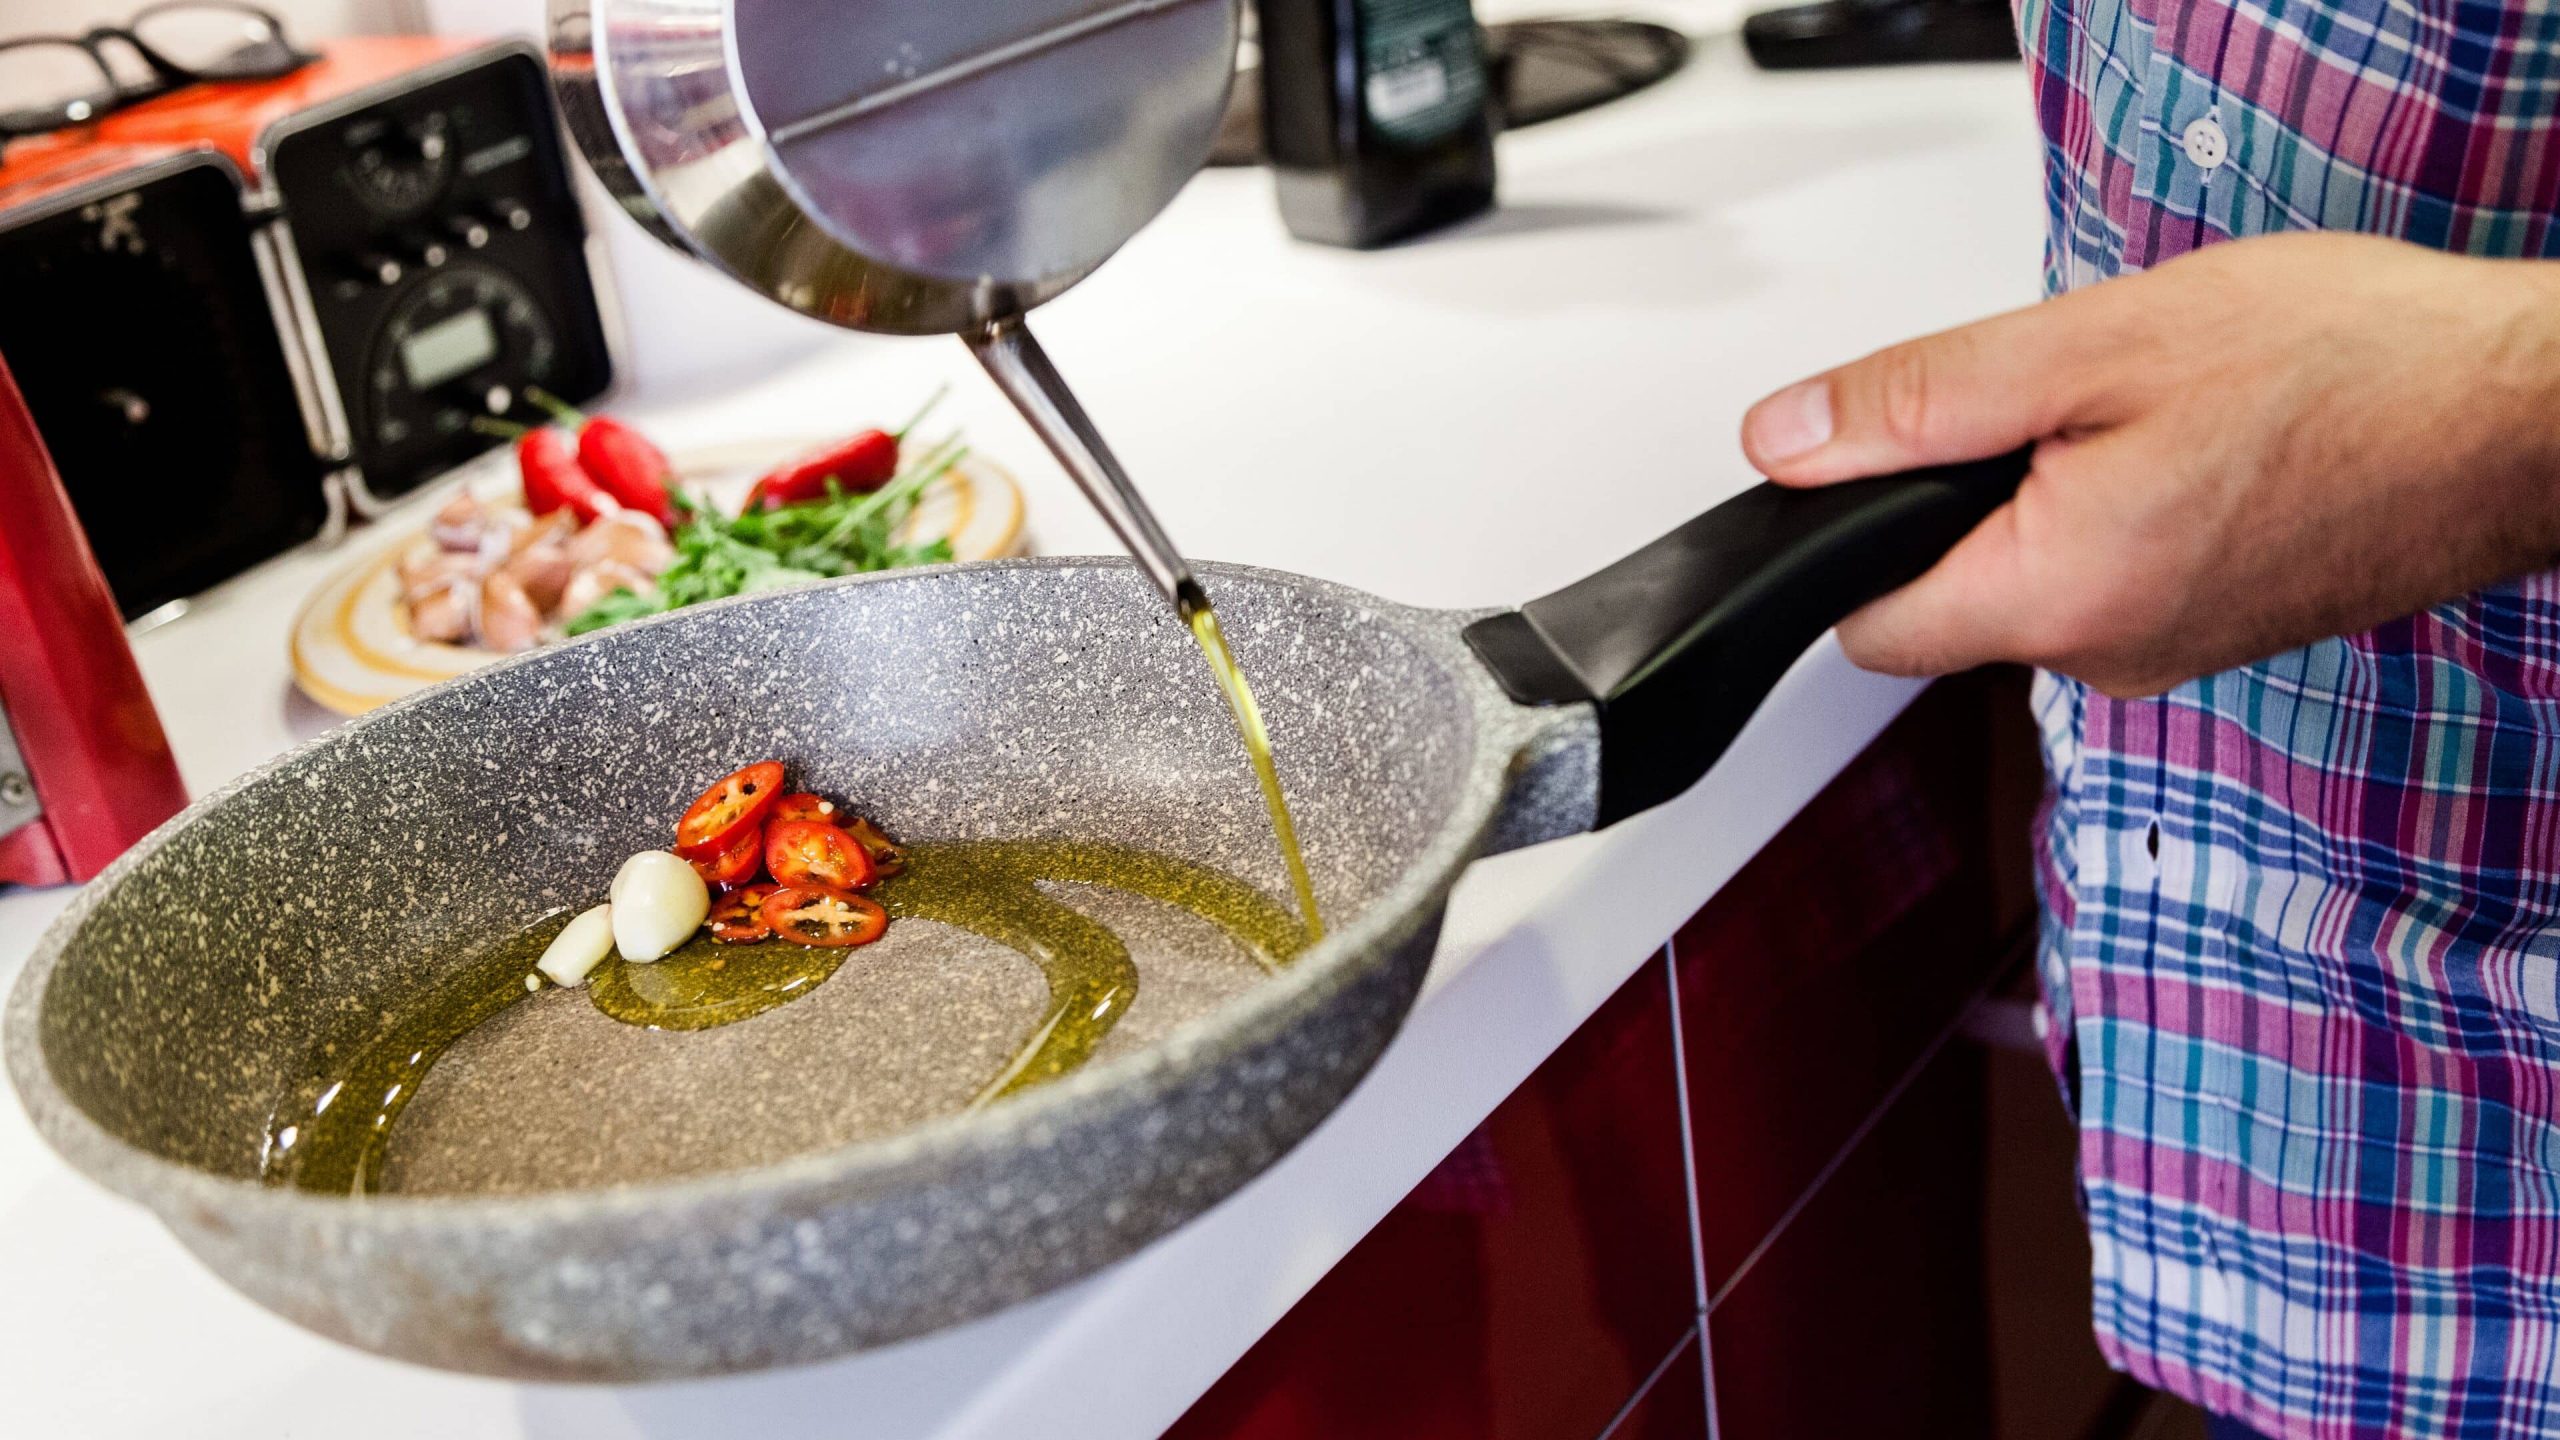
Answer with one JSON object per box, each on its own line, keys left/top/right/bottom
{"left": 535, "top": 903, "right": 618, "bottom": 987}
{"left": 569, "top": 510, "right": 676, "bottom": 575}
{"left": 504, "top": 542, "right": 577, "bottom": 616}
{"left": 610, "top": 850, "right": 710, "bottom": 962}
{"left": 430, "top": 491, "right": 488, "bottom": 552}
{"left": 557, "top": 559, "right": 653, "bottom": 622}
{"left": 403, "top": 578, "right": 475, "bottom": 643}
{"left": 478, "top": 571, "right": 543, "bottom": 654}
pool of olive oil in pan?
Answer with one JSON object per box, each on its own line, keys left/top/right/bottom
{"left": 260, "top": 599, "right": 1326, "bottom": 1195}
{"left": 260, "top": 840, "right": 1312, "bottom": 1194}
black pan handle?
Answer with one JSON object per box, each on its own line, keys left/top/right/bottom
{"left": 1463, "top": 447, "right": 2030, "bottom": 827}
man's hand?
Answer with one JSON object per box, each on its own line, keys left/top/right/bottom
{"left": 1740, "top": 232, "right": 2560, "bottom": 696}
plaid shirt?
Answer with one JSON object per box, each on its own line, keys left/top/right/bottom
{"left": 2019, "top": 0, "right": 2560, "bottom": 1434}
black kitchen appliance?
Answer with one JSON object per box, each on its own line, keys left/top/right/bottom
{"left": 248, "top": 40, "right": 614, "bottom": 509}
{"left": 0, "top": 34, "right": 614, "bottom": 598}
{"left": 0, "top": 144, "right": 332, "bottom": 621}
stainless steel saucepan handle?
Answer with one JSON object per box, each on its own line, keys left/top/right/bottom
{"left": 967, "top": 319, "right": 1206, "bottom": 618}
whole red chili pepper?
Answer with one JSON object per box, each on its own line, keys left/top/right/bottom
{"left": 747, "top": 429, "right": 898, "bottom": 510}
{"left": 525, "top": 389, "right": 680, "bottom": 528}
{"left": 575, "top": 415, "right": 679, "bottom": 528}
{"left": 744, "top": 386, "right": 946, "bottom": 511}
{"left": 514, "top": 426, "right": 619, "bottom": 523}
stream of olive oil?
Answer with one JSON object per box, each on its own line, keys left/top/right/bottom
{"left": 260, "top": 840, "right": 1311, "bottom": 1195}
{"left": 1185, "top": 603, "right": 1324, "bottom": 941}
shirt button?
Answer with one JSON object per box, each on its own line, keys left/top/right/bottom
{"left": 2182, "top": 116, "right": 2229, "bottom": 170}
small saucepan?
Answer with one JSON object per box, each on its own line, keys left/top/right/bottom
{"left": 5, "top": 449, "right": 2023, "bottom": 1378}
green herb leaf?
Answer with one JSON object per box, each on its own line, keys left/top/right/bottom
{"left": 561, "top": 429, "right": 971, "bottom": 636}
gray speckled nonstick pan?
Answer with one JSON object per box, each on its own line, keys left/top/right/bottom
{"left": 4, "top": 452, "right": 2024, "bottom": 1379}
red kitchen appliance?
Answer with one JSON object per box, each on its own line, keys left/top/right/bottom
{"left": 0, "top": 349, "right": 189, "bottom": 887}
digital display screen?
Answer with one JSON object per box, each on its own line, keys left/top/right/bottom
{"left": 399, "top": 308, "right": 499, "bottom": 391}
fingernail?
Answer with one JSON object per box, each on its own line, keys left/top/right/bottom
{"left": 1748, "top": 381, "right": 1833, "bottom": 463}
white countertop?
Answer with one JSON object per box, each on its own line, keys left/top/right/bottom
{"left": 0, "top": 10, "right": 2043, "bottom": 1437}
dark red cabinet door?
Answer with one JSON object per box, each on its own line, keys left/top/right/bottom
{"left": 1676, "top": 671, "right": 2034, "bottom": 1298}
{"left": 1168, "top": 671, "right": 2046, "bottom": 1440}
{"left": 1164, "top": 960, "right": 1697, "bottom": 1440}
{"left": 1704, "top": 1041, "right": 1995, "bottom": 1439}
{"left": 1611, "top": 1331, "right": 1710, "bottom": 1440}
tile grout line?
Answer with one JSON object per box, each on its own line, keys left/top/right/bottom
{"left": 1661, "top": 941, "right": 1720, "bottom": 1440}
{"left": 1592, "top": 1320, "right": 1705, "bottom": 1440}
{"left": 1702, "top": 965, "right": 2007, "bottom": 1313}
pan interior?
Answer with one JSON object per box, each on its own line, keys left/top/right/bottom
{"left": 34, "top": 564, "right": 1481, "bottom": 1196}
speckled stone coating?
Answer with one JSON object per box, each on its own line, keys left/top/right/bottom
{"left": 4, "top": 559, "right": 1596, "bottom": 1379}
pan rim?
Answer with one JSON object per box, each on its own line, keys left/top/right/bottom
{"left": 5, "top": 556, "right": 1534, "bottom": 1236}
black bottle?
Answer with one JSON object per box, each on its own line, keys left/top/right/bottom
{"left": 1256, "top": 0, "right": 1498, "bottom": 248}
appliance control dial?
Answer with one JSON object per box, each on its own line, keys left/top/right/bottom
{"left": 362, "top": 260, "right": 559, "bottom": 451}
{"left": 345, "top": 112, "right": 453, "bottom": 219}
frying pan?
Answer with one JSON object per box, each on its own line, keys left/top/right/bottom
{"left": 4, "top": 452, "right": 2024, "bottom": 1378}
{"left": 10, "top": 0, "right": 2032, "bottom": 1381}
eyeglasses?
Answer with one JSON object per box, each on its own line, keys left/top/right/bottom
{"left": 0, "top": 4, "right": 317, "bottom": 143}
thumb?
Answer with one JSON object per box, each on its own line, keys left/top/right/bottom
{"left": 1742, "top": 301, "right": 2101, "bottom": 486}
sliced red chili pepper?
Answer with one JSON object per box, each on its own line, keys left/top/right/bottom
{"left": 707, "top": 884, "right": 778, "bottom": 943}
{"left": 516, "top": 426, "right": 617, "bottom": 523}
{"left": 576, "top": 415, "right": 680, "bottom": 528}
{"left": 765, "top": 818, "right": 875, "bottom": 891}
{"left": 758, "top": 884, "right": 887, "bottom": 948}
{"left": 841, "top": 815, "right": 907, "bottom": 878}
{"left": 690, "top": 822, "right": 763, "bottom": 888}
{"left": 673, "top": 760, "right": 787, "bottom": 860}
{"left": 768, "top": 792, "right": 839, "bottom": 825}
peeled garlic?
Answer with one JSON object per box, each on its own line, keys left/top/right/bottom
{"left": 610, "top": 850, "right": 709, "bottom": 962}
{"left": 535, "top": 903, "right": 617, "bottom": 987}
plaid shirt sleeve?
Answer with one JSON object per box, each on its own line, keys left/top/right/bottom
{"left": 2018, "top": 0, "right": 2560, "bottom": 1435}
